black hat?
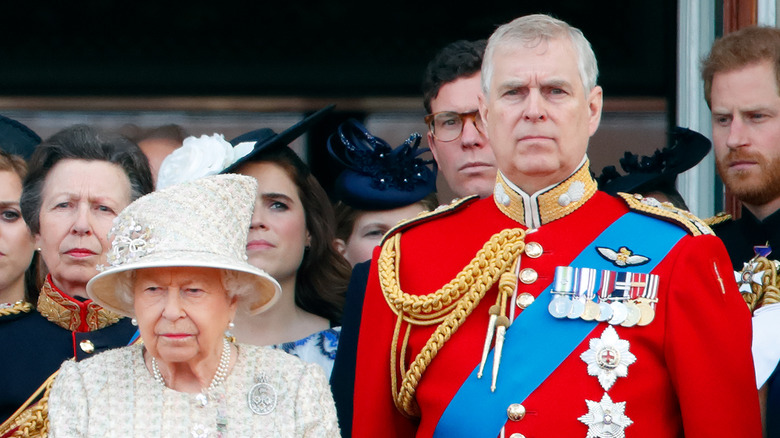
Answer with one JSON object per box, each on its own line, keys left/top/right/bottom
{"left": 328, "top": 119, "right": 437, "bottom": 210}
{"left": 0, "top": 114, "right": 41, "bottom": 160}
{"left": 222, "top": 104, "right": 335, "bottom": 174}
{"left": 597, "top": 127, "right": 711, "bottom": 195}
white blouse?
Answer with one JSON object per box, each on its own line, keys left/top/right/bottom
{"left": 48, "top": 342, "right": 340, "bottom": 437}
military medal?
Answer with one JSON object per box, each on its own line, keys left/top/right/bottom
{"left": 608, "top": 301, "right": 628, "bottom": 325}
{"left": 621, "top": 301, "right": 641, "bottom": 327}
{"left": 620, "top": 273, "right": 645, "bottom": 327}
{"left": 578, "top": 393, "right": 633, "bottom": 438}
{"left": 549, "top": 266, "right": 574, "bottom": 318}
{"left": 636, "top": 273, "right": 659, "bottom": 326}
{"left": 635, "top": 299, "right": 655, "bottom": 326}
{"left": 596, "top": 301, "right": 613, "bottom": 322}
{"left": 607, "top": 273, "right": 632, "bottom": 325}
{"left": 549, "top": 295, "right": 571, "bottom": 318}
{"left": 567, "top": 298, "right": 585, "bottom": 319}
{"left": 569, "top": 267, "right": 596, "bottom": 319}
{"left": 578, "top": 268, "right": 600, "bottom": 321}
{"left": 596, "top": 270, "right": 615, "bottom": 322}
{"left": 582, "top": 300, "right": 601, "bottom": 321}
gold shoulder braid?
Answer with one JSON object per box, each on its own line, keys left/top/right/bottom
{"left": 381, "top": 196, "right": 478, "bottom": 246}
{"left": 704, "top": 211, "right": 732, "bottom": 227}
{"left": 617, "top": 192, "right": 713, "bottom": 236}
{"left": 0, "top": 301, "right": 33, "bottom": 317}
{"left": 379, "top": 227, "right": 526, "bottom": 417}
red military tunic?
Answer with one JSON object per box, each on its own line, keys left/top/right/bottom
{"left": 352, "top": 163, "right": 761, "bottom": 438}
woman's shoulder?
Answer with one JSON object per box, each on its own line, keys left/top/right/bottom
{"left": 60, "top": 343, "right": 140, "bottom": 377}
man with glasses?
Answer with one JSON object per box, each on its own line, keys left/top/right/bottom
{"left": 422, "top": 39, "right": 497, "bottom": 200}
{"left": 331, "top": 41, "right": 495, "bottom": 436}
{"left": 349, "top": 13, "right": 760, "bottom": 437}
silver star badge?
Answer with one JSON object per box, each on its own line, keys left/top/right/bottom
{"left": 579, "top": 393, "right": 633, "bottom": 438}
{"left": 580, "top": 326, "right": 636, "bottom": 391}
{"left": 735, "top": 261, "right": 765, "bottom": 293}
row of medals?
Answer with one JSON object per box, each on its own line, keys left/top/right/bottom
{"left": 548, "top": 293, "right": 656, "bottom": 327}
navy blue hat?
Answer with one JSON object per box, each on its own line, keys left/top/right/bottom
{"left": 222, "top": 104, "right": 335, "bottom": 174}
{"left": 597, "top": 127, "right": 711, "bottom": 195}
{"left": 327, "top": 119, "right": 437, "bottom": 210}
{"left": 0, "top": 115, "right": 41, "bottom": 160}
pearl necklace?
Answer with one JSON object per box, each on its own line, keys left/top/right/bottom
{"left": 151, "top": 338, "right": 232, "bottom": 392}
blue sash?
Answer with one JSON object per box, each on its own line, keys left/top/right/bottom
{"left": 432, "top": 212, "right": 686, "bottom": 437}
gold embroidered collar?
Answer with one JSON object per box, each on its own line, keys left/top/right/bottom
{"left": 37, "top": 276, "right": 121, "bottom": 332}
{"left": 493, "top": 157, "right": 597, "bottom": 228}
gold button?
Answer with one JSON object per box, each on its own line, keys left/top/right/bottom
{"left": 507, "top": 403, "right": 526, "bottom": 421}
{"left": 79, "top": 340, "right": 95, "bottom": 354}
{"left": 525, "top": 242, "right": 543, "bottom": 258}
{"left": 509, "top": 434, "right": 526, "bottom": 438}
{"left": 516, "top": 293, "right": 535, "bottom": 309}
{"left": 519, "top": 268, "right": 538, "bottom": 284}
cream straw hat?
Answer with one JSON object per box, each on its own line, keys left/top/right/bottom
{"left": 87, "top": 174, "right": 280, "bottom": 317}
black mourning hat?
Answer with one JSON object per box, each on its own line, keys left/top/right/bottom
{"left": 0, "top": 115, "right": 41, "bottom": 160}
{"left": 327, "top": 119, "right": 437, "bottom": 210}
{"left": 597, "top": 127, "right": 711, "bottom": 195}
{"left": 221, "top": 104, "right": 335, "bottom": 174}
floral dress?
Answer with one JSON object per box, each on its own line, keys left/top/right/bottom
{"left": 270, "top": 327, "right": 340, "bottom": 379}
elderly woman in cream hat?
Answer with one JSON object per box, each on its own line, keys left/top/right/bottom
{"left": 47, "top": 174, "right": 340, "bottom": 437}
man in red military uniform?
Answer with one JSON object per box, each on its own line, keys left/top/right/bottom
{"left": 351, "top": 13, "right": 761, "bottom": 438}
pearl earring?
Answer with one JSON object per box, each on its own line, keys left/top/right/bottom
{"left": 131, "top": 318, "right": 138, "bottom": 326}
{"left": 225, "top": 321, "right": 236, "bottom": 342}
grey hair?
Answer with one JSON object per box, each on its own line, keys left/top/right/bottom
{"left": 114, "top": 268, "right": 254, "bottom": 316}
{"left": 481, "top": 14, "right": 599, "bottom": 97}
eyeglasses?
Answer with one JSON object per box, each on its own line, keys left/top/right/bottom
{"left": 424, "top": 110, "right": 484, "bottom": 142}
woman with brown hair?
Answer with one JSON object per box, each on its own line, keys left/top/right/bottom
{"left": 157, "top": 106, "right": 351, "bottom": 378}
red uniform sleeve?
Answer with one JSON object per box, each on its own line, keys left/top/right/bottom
{"left": 352, "top": 247, "right": 418, "bottom": 436}
{"left": 662, "top": 234, "right": 762, "bottom": 437}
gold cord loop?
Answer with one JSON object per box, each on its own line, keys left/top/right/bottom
{"left": 380, "top": 228, "right": 526, "bottom": 416}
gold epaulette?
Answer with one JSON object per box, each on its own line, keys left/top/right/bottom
{"left": 617, "top": 192, "right": 714, "bottom": 236}
{"left": 381, "top": 195, "right": 478, "bottom": 245}
{"left": 703, "top": 211, "right": 733, "bottom": 227}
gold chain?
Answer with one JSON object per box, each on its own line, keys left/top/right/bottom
{"left": 379, "top": 228, "right": 525, "bottom": 416}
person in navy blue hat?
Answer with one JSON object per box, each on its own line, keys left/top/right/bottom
{"left": 0, "top": 115, "right": 40, "bottom": 160}
{"left": 328, "top": 119, "right": 438, "bottom": 434}
{"left": 329, "top": 119, "right": 439, "bottom": 267}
